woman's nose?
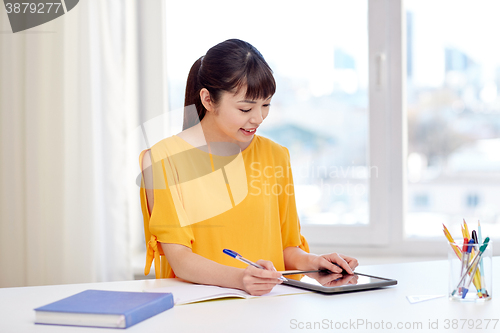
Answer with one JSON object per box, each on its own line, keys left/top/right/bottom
{"left": 251, "top": 108, "right": 264, "bottom": 125}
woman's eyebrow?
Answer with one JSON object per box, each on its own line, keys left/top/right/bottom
{"left": 237, "top": 96, "right": 272, "bottom": 103}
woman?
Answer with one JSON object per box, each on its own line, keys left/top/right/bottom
{"left": 140, "top": 39, "right": 358, "bottom": 296}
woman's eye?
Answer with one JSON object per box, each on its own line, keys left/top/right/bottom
{"left": 263, "top": 104, "right": 271, "bottom": 107}
{"left": 239, "top": 109, "right": 251, "bottom": 113}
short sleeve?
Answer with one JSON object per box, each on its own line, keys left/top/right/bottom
{"left": 148, "top": 146, "right": 195, "bottom": 249}
{"left": 278, "top": 147, "right": 310, "bottom": 253}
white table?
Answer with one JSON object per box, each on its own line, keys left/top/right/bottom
{"left": 1, "top": 259, "right": 499, "bottom": 333}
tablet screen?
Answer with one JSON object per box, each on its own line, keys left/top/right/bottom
{"left": 282, "top": 270, "right": 397, "bottom": 293}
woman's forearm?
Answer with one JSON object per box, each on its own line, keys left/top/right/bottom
{"left": 161, "top": 243, "right": 245, "bottom": 290}
{"left": 283, "top": 246, "right": 357, "bottom": 274}
{"left": 283, "top": 246, "right": 317, "bottom": 271}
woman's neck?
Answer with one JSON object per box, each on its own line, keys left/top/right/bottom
{"left": 199, "top": 116, "right": 252, "bottom": 151}
{"left": 177, "top": 121, "right": 252, "bottom": 153}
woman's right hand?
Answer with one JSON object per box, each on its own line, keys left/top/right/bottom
{"left": 241, "top": 260, "right": 284, "bottom": 296}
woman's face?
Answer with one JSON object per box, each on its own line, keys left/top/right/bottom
{"left": 207, "top": 88, "right": 272, "bottom": 144}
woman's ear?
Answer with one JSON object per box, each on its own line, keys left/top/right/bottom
{"left": 200, "top": 88, "right": 214, "bottom": 112}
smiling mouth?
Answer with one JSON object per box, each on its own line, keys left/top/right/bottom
{"left": 241, "top": 128, "right": 256, "bottom": 133}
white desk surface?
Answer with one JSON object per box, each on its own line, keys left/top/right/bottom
{"left": 1, "top": 259, "right": 499, "bottom": 333}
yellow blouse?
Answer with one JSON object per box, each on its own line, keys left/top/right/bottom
{"left": 139, "top": 134, "right": 309, "bottom": 279}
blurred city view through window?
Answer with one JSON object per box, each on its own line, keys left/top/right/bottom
{"left": 166, "top": 1, "right": 500, "bottom": 236}
{"left": 165, "top": 1, "right": 370, "bottom": 227}
{"left": 406, "top": 1, "right": 500, "bottom": 238}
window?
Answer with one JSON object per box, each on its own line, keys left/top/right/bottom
{"left": 466, "top": 193, "right": 480, "bottom": 208}
{"left": 163, "top": 0, "right": 394, "bottom": 246}
{"left": 413, "top": 194, "right": 429, "bottom": 209}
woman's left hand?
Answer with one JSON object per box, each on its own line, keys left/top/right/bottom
{"left": 310, "top": 253, "right": 358, "bottom": 274}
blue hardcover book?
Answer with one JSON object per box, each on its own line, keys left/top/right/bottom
{"left": 34, "top": 290, "right": 174, "bottom": 329}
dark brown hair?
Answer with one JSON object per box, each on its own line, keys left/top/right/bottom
{"left": 183, "top": 39, "right": 276, "bottom": 130}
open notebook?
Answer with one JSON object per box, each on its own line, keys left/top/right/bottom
{"left": 144, "top": 283, "right": 311, "bottom": 305}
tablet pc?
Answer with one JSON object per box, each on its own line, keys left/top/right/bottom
{"left": 281, "top": 270, "right": 397, "bottom": 294}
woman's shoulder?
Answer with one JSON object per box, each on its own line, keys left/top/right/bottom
{"left": 148, "top": 135, "right": 185, "bottom": 161}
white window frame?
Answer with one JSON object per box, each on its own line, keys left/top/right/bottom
{"left": 308, "top": 0, "right": 498, "bottom": 258}
{"left": 301, "top": 0, "right": 406, "bottom": 249}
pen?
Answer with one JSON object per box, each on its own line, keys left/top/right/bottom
{"left": 472, "top": 230, "right": 478, "bottom": 247}
{"left": 471, "top": 230, "right": 483, "bottom": 297}
{"left": 463, "top": 220, "right": 482, "bottom": 292}
{"left": 461, "top": 237, "right": 490, "bottom": 298}
{"left": 223, "top": 249, "right": 288, "bottom": 282}
{"left": 477, "top": 221, "right": 488, "bottom": 296}
{"left": 458, "top": 238, "right": 470, "bottom": 293}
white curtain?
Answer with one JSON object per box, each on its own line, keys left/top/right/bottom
{"left": 0, "top": 0, "right": 144, "bottom": 287}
